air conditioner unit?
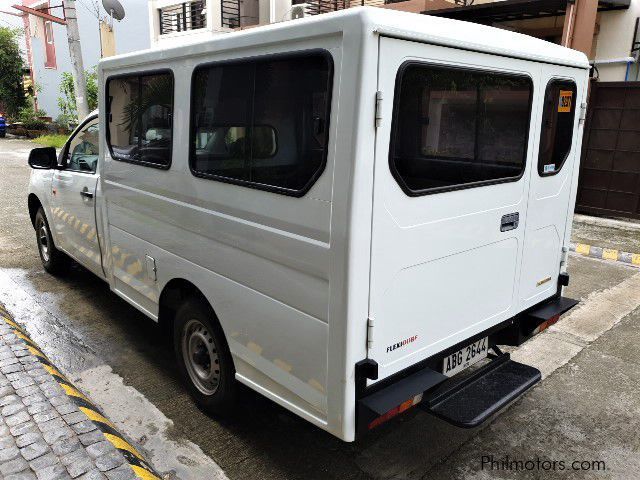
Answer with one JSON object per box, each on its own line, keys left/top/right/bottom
{"left": 290, "top": 4, "right": 308, "bottom": 20}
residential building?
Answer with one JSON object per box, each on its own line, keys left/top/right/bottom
{"left": 147, "top": 0, "right": 639, "bottom": 82}
{"left": 15, "top": 0, "right": 151, "bottom": 119}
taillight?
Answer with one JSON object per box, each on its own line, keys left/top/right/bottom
{"left": 367, "top": 393, "right": 424, "bottom": 430}
{"left": 532, "top": 313, "right": 561, "bottom": 335}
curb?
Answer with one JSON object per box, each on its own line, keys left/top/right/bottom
{"left": 570, "top": 242, "right": 640, "bottom": 266}
{"left": 0, "top": 303, "right": 162, "bottom": 480}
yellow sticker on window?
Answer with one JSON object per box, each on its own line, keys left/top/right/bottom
{"left": 558, "top": 90, "right": 572, "bottom": 113}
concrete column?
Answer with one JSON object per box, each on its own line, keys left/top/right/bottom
{"left": 562, "top": 0, "right": 599, "bottom": 57}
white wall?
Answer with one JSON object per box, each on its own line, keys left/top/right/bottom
{"left": 593, "top": 0, "right": 640, "bottom": 81}
{"left": 27, "top": 0, "right": 150, "bottom": 119}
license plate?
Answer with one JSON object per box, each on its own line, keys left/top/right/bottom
{"left": 442, "top": 337, "right": 488, "bottom": 377}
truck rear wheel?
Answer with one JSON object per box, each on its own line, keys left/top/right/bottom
{"left": 34, "top": 208, "right": 69, "bottom": 275}
{"left": 173, "top": 296, "right": 237, "bottom": 415}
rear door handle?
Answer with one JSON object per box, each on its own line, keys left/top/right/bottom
{"left": 500, "top": 212, "right": 519, "bottom": 232}
{"left": 80, "top": 189, "right": 94, "bottom": 200}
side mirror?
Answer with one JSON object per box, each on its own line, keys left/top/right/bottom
{"left": 28, "top": 147, "right": 57, "bottom": 169}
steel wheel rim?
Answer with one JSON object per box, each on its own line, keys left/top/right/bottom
{"left": 182, "top": 319, "right": 220, "bottom": 395}
{"left": 36, "top": 217, "right": 50, "bottom": 263}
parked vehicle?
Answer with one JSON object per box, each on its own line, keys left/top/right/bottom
{"left": 0, "top": 114, "right": 6, "bottom": 138}
{"left": 26, "top": 8, "right": 588, "bottom": 441}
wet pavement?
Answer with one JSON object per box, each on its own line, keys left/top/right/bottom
{"left": 2, "top": 135, "right": 640, "bottom": 479}
{"left": 0, "top": 305, "right": 142, "bottom": 480}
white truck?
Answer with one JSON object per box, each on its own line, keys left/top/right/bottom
{"left": 26, "top": 7, "right": 587, "bottom": 441}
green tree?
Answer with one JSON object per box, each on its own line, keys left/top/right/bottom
{"left": 0, "top": 27, "right": 27, "bottom": 118}
{"left": 57, "top": 69, "right": 98, "bottom": 123}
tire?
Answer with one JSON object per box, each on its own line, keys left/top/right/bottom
{"left": 174, "top": 296, "right": 237, "bottom": 415}
{"left": 0, "top": 131, "right": 5, "bottom": 138}
{"left": 34, "top": 207, "right": 69, "bottom": 275}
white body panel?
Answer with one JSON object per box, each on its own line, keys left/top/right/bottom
{"left": 27, "top": 8, "right": 589, "bottom": 441}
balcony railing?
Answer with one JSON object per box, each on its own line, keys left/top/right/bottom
{"left": 221, "top": 0, "right": 241, "bottom": 28}
{"left": 304, "top": 0, "right": 387, "bottom": 16}
{"left": 159, "top": 1, "right": 207, "bottom": 35}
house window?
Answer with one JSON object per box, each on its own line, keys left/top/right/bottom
{"left": 43, "top": 20, "right": 56, "bottom": 69}
{"left": 190, "top": 51, "right": 333, "bottom": 196}
{"left": 159, "top": 1, "right": 206, "bottom": 35}
{"left": 389, "top": 63, "right": 533, "bottom": 196}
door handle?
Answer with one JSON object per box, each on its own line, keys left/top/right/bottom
{"left": 500, "top": 212, "right": 519, "bottom": 232}
{"left": 80, "top": 189, "right": 94, "bottom": 200}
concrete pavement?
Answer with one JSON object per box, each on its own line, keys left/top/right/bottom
{"left": 2, "top": 135, "right": 640, "bottom": 479}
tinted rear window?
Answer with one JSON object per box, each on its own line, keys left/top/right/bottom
{"left": 390, "top": 63, "right": 533, "bottom": 196}
{"left": 538, "top": 80, "right": 577, "bottom": 176}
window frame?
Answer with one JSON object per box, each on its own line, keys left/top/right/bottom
{"left": 188, "top": 49, "right": 334, "bottom": 197}
{"left": 105, "top": 68, "right": 175, "bottom": 170}
{"left": 388, "top": 61, "right": 535, "bottom": 197}
{"left": 62, "top": 115, "right": 100, "bottom": 174}
{"left": 537, "top": 77, "right": 577, "bottom": 177}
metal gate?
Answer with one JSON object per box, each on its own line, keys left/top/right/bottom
{"left": 577, "top": 81, "right": 640, "bottom": 220}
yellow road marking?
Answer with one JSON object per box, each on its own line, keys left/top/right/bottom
{"left": 27, "top": 345, "right": 48, "bottom": 361}
{"left": 575, "top": 244, "right": 590, "bottom": 255}
{"left": 61, "top": 383, "right": 90, "bottom": 402}
{"left": 603, "top": 248, "right": 619, "bottom": 261}
{"left": 632, "top": 254, "right": 640, "bottom": 265}
{"left": 130, "top": 465, "right": 161, "bottom": 480}
{"left": 102, "top": 432, "right": 144, "bottom": 460}
{"left": 80, "top": 407, "right": 117, "bottom": 430}
{"left": 43, "top": 364, "right": 66, "bottom": 380}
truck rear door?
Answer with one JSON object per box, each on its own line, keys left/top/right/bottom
{"left": 368, "top": 37, "right": 538, "bottom": 383}
{"left": 519, "top": 64, "right": 586, "bottom": 309}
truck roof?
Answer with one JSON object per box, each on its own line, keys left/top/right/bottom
{"left": 100, "top": 6, "right": 589, "bottom": 71}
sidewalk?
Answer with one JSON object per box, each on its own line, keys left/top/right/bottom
{"left": 572, "top": 214, "right": 640, "bottom": 256}
{"left": 0, "top": 305, "right": 158, "bottom": 480}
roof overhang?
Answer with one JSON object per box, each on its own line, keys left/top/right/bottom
{"left": 425, "top": 0, "right": 630, "bottom": 23}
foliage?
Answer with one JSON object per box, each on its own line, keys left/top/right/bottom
{"left": 57, "top": 69, "right": 98, "bottom": 123}
{"left": 16, "top": 105, "right": 48, "bottom": 130}
{"left": 33, "top": 134, "right": 68, "bottom": 149}
{"left": 0, "top": 27, "right": 27, "bottom": 118}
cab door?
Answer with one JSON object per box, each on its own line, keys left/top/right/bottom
{"left": 367, "top": 37, "right": 539, "bottom": 383}
{"left": 50, "top": 117, "right": 104, "bottom": 278}
{"left": 519, "top": 66, "right": 587, "bottom": 308}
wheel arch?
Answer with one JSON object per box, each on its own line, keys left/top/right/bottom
{"left": 158, "top": 278, "right": 223, "bottom": 338}
{"left": 28, "top": 193, "right": 43, "bottom": 227}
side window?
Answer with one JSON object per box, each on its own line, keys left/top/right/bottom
{"left": 107, "top": 71, "right": 174, "bottom": 168}
{"left": 538, "top": 80, "right": 577, "bottom": 176}
{"left": 66, "top": 118, "right": 99, "bottom": 173}
{"left": 390, "top": 63, "right": 533, "bottom": 196}
{"left": 190, "top": 51, "right": 332, "bottom": 196}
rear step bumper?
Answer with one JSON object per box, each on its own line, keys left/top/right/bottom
{"left": 420, "top": 353, "right": 540, "bottom": 428}
{"left": 356, "top": 294, "right": 578, "bottom": 435}
{"left": 357, "top": 353, "right": 540, "bottom": 433}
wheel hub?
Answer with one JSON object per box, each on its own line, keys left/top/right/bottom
{"left": 182, "top": 319, "right": 220, "bottom": 395}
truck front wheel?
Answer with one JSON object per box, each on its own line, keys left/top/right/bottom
{"left": 34, "top": 208, "right": 69, "bottom": 275}
{"left": 174, "top": 296, "right": 237, "bottom": 415}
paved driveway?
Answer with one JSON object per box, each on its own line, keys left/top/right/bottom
{"left": 1, "top": 136, "right": 640, "bottom": 479}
